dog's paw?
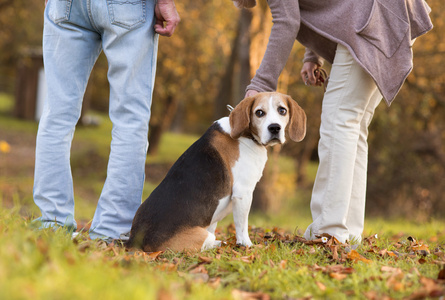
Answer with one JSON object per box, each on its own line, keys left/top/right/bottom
{"left": 236, "top": 238, "right": 253, "bottom": 247}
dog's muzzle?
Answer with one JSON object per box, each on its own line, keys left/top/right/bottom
{"left": 268, "top": 123, "right": 281, "bottom": 135}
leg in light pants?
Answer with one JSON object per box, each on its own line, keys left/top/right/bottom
{"left": 304, "top": 44, "right": 382, "bottom": 244}
{"left": 33, "top": 0, "right": 158, "bottom": 239}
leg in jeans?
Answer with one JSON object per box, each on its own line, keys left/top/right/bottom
{"left": 88, "top": 0, "right": 158, "bottom": 239}
{"left": 34, "top": 0, "right": 102, "bottom": 230}
{"left": 304, "top": 44, "right": 382, "bottom": 243}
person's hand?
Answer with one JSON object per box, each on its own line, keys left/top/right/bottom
{"left": 154, "top": 0, "right": 180, "bottom": 37}
{"left": 300, "top": 62, "right": 323, "bottom": 87}
{"left": 45, "top": 0, "right": 48, "bottom": 5}
{"left": 245, "top": 90, "right": 259, "bottom": 98}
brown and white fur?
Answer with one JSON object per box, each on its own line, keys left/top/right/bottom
{"left": 126, "top": 92, "right": 306, "bottom": 252}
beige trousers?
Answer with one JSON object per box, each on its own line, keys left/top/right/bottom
{"left": 304, "top": 44, "right": 382, "bottom": 244}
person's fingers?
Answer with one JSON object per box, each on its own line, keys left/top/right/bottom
{"left": 245, "top": 90, "right": 259, "bottom": 98}
{"left": 154, "top": 1, "right": 180, "bottom": 37}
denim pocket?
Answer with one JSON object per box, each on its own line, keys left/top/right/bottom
{"left": 48, "top": 0, "right": 73, "bottom": 24}
{"left": 106, "top": 0, "right": 146, "bottom": 30}
{"left": 356, "top": 0, "right": 409, "bottom": 58}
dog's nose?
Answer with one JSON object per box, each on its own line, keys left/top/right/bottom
{"left": 268, "top": 123, "right": 281, "bottom": 135}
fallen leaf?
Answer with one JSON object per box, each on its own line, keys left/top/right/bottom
{"left": 279, "top": 260, "right": 287, "bottom": 269}
{"left": 347, "top": 250, "right": 372, "bottom": 264}
{"left": 148, "top": 251, "right": 163, "bottom": 260}
{"left": 157, "top": 288, "right": 177, "bottom": 300}
{"left": 231, "top": 289, "right": 270, "bottom": 300}
{"left": 258, "top": 270, "right": 268, "bottom": 279}
{"left": 330, "top": 272, "right": 347, "bottom": 280}
{"left": 387, "top": 251, "right": 398, "bottom": 258}
{"left": 418, "top": 258, "right": 427, "bottom": 264}
{"left": 381, "top": 266, "right": 402, "bottom": 274}
{"left": 412, "top": 244, "right": 430, "bottom": 255}
{"left": 198, "top": 256, "right": 213, "bottom": 264}
{"left": 208, "top": 277, "right": 221, "bottom": 288}
{"left": 189, "top": 264, "right": 208, "bottom": 274}
{"left": 315, "top": 281, "right": 326, "bottom": 291}
{"left": 155, "top": 263, "right": 177, "bottom": 272}
{"left": 386, "top": 276, "right": 404, "bottom": 291}
{"left": 330, "top": 245, "right": 339, "bottom": 260}
{"left": 363, "top": 290, "right": 378, "bottom": 300}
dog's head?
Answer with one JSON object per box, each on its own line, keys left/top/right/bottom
{"left": 229, "top": 92, "right": 306, "bottom": 146}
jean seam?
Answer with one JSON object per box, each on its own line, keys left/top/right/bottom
{"left": 87, "top": 0, "right": 100, "bottom": 33}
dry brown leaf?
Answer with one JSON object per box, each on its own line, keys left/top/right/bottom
{"left": 329, "top": 272, "right": 347, "bottom": 280}
{"left": 258, "top": 270, "right": 268, "bottom": 279}
{"left": 378, "top": 249, "right": 388, "bottom": 256}
{"left": 438, "top": 267, "right": 445, "bottom": 280}
{"left": 198, "top": 256, "right": 213, "bottom": 264}
{"left": 341, "top": 267, "right": 355, "bottom": 274}
{"left": 315, "top": 281, "right": 326, "bottom": 291}
{"left": 386, "top": 276, "right": 404, "bottom": 292}
{"left": 237, "top": 255, "right": 255, "bottom": 264}
{"left": 157, "top": 288, "right": 177, "bottom": 300}
{"left": 387, "top": 251, "right": 398, "bottom": 258}
{"left": 347, "top": 250, "right": 372, "bottom": 264}
{"left": 231, "top": 289, "right": 270, "bottom": 300}
{"left": 363, "top": 290, "right": 378, "bottom": 300}
{"left": 412, "top": 244, "right": 430, "bottom": 254}
{"left": 148, "top": 251, "right": 163, "bottom": 260}
{"left": 189, "top": 264, "right": 208, "bottom": 274}
{"left": 418, "top": 258, "right": 427, "bottom": 264}
{"left": 155, "top": 263, "right": 177, "bottom": 272}
{"left": 420, "top": 276, "right": 444, "bottom": 294}
{"left": 208, "top": 277, "right": 221, "bottom": 289}
{"left": 279, "top": 260, "right": 287, "bottom": 269}
{"left": 330, "top": 245, "right": 339, "bottom": 260}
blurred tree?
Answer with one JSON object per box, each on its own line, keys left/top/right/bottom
{"left": 148, "top": 0, "right": 239, "bottom": 153}
{"left": 0, "top": 0, "right": 44, "bottom": 92}
{"left": 366, "top": 0, "right": 445, "bottom": 220}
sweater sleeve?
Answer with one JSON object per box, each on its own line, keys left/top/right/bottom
{"left": 246, "top": 0, "right": 301, "bottom": 93}
{"left": 303, "top": 48, "right": 324, "bottom": 66}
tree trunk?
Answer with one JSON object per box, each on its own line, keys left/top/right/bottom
{"left": 214, "top": 16, "right": 241, "bottom": 120}
{"left": 148, "top": 95, "right": 178, "bottom": 155}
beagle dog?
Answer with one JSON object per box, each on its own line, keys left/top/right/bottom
{"left": 126, "top": 92, "right": 306, "bottom": 252}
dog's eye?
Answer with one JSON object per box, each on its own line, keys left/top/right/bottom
{"left": 255, "top": 110, "right": 265, "bottom": 117}
{"left": 278, "top": 107, "right": 287, "bottom": 116}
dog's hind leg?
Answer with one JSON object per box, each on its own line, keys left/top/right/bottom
{"left": 161, "top": 226, "right": 211, "bottom": 252}
{"left": 201, "top": 231, "right": 221, "bottom": 251}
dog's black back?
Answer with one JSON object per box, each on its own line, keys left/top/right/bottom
{"left": 126, "top": 123, "right": 233, "bottom": 251}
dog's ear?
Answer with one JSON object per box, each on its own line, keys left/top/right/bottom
{"left": 286, "top": 95, "right": 307, "bottom": 142}
{"left": 229, "top": 96, "right": 255, "bottom": 139}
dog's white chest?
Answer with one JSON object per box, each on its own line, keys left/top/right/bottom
{"left": 209, "top": 134, "right": 267, "bottom": 226}
{"left": 231, "top": 138, "right": 268, "bottom": 196}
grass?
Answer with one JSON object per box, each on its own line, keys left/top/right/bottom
{"left": 1, "top": 93, "right": 445, "bottom": 299}
{"left": 0, "top": 207, "right": 444, "bottom": 300}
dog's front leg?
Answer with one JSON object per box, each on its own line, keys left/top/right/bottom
{"left": 232, "top": 195, "right": 253, "bottom": 247}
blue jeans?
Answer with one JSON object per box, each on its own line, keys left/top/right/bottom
{"left": 33, "top": 0, "right": 158, "bottom": 239}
